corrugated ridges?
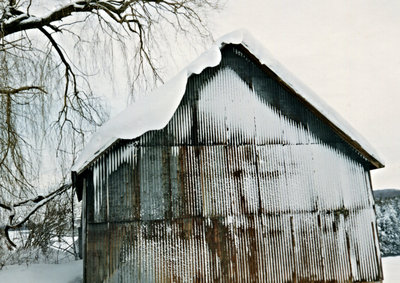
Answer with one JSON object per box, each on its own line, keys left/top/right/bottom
{"left": 86, "top": 211, "right": 380, "bottom": 282}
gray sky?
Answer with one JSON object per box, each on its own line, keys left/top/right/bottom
{"left": 204, "top": 0, "right": 399, "bottom": 190}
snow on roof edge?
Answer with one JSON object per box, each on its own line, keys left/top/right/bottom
{"left": 72, "top": 29, "right": 384, "bottom": 173}
{"left": 71, "top": 41, "right": 222, "bottom": 173}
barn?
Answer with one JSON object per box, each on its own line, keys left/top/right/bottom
{"left": 72, "top": 30, "right": 384, "bottom": 282}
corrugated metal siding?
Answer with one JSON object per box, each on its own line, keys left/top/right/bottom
{"left": 85, "top": 213, "right": 380, "bottom": 282}
{"left": 82, "top": 46, "right": 382, "bottom": 282}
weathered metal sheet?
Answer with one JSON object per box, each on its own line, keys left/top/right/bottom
{"left": 85, "top": 212, "right": 380, "bottom": 282}
{"left": 81, "top": 45, "right": 382, "bottom": 282}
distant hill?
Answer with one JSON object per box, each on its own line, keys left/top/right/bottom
{"left": 374, "top": 189, "right": 400, "bottom": 199}
{"left": 373, "top": 188, "right": 400, "bottom": 257}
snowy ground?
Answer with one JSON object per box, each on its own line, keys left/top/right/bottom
{"left": 0, "top": 257, "right": 398, "bottom": 282}
{"left": 382, "top": 256, "right": 400, "bottom": 283}
{"left": 0, "top": 260, "right": 82, "bottom": 283}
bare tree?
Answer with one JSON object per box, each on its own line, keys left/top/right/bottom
{"left": 0, "top": 0, "right": 219, "bottom": 252}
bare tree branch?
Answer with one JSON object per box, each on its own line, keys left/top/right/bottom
{"left": 0, "top": 86, "right": 46, "bottom": 95}
{"left": 1, "top": 1, "right": 93, "bottom": 39}
{"left": 1, "top": 183, "right": 72, "bottom": 248}
{"left": 1, "top": 0, "right": 215, "bottom": 40}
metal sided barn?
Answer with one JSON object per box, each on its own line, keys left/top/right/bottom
{"left": 72, "top": 30, "right": 384, "bottom": 283}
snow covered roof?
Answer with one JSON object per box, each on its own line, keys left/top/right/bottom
{"left": 71, "top": 29, "right": 384, "bottom": 174}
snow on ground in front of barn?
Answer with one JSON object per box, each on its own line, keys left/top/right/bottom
{"left": 382, "top": 256, "right": 400, "bottom": 282}
{"left": 0, "top": 257, "right": 399, "bottom": 282}
{"left": 0, "top": 260, "right": 83, "bottom": 283}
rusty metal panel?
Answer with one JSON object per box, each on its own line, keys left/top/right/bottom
{"left": 81, "top": 45, "right": 382, "bottom": 282}
{"left": 90, "top": 142, "right": 141, "bottom": 223}
{"left": 86, "top": 223, "right": 109, "bottom": 283}
{"left": 85, "top": 212, "right": 380, "bottom": 282}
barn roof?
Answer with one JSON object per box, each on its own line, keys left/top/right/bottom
{"left": 71, "top": 29, "right": 384, "bottom": 174}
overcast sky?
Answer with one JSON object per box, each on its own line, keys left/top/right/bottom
{"left": 198, "top": 0, "right": 399, "bottom": 190}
